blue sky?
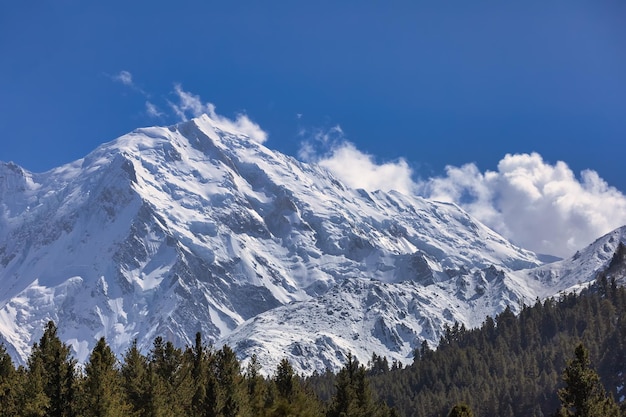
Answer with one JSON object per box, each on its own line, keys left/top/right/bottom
{"left": 2, "top": 1, "right": 626, "bottom": 256}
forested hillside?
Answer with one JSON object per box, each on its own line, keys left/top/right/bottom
{"left": 0, "top": 322, "right": 393, "bottom": 416}
{"left": 309, "top": 277, "right": 626, "bottom": 417}
{"left": 0, "top": 278, "right": 624, "bottom": 416}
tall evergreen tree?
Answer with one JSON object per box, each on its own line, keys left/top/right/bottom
{"left": 0, "top": 343, "right": 19, "bottom": 416}
{"left": 274, "top": 358, "right": 296, "bottom": 400}
{"left": 80, "top": 337, "right": 131, "bottom": 417}
{"left": 203, "top": 346, "right": 220, "bottom": 417}
{"left": 556, "top": 343, "right": 620, "bottom": 417}
{"left": 120, "top": 339, "right": 150, "bottom": 417}
{"left": 189, "top": 332, "right": 209, "bottom": 417}
{"left": 327, "top": 353, "right": 390, "bottom": 417}
{"left": 269, "top": 358, "right": 321, "bottom": 417}
{"left": 21, "top": 350, "right": 49, "bottom": 417}
{"left": 216, "top": 345, "right": 247, "bottom": 417}
{"left": 147, "top": 336, "right": 191, "bottom": 416}
{"left": 144, "top": 361, "right": 170, "bottom": 417}
{"left": 29, "top": 321, "right": 76, "bottom": 417}
{"left": 245, "top": 354, "right": 268, "bottom": 416}
{"left": 448, "top": 402, "right": 474, "bottom": 417}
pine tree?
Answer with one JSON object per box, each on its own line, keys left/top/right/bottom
{"left": 0, "top": 343, "right": 19, "bottom": 416}
{"left": 147, "top": 336, "right": 191, "bottom": 416}
{"left": 80, "top": 337, "right": 131, "bottom": 417}
{"left": 556, "top": 343, "right": 620, "bottom": 417}
{"left": 216, "top": 345, "right": 247, "bottom": 417}
{"left": 327, "top": 353, "right": 390, "bottom": 417}
{"left": 21, "top": 351, "right": 49, "bottom": 417}
{"left": 448, "top": 402, "right": 474, "bottom": 417}
{"left": 29, "top": 321, "right": 77, "bottom": 417}
{"left": 274, "top": 358, "right": 296, "bottom": 400}
{"left": 245, "top": 354, "right": 268, "bottom": 416}
{"left": 190, "top": 332, "right": 209, "bottom": 417}
{"left": 144, "top": 361, "right": 170, "bottom": 417}
{"left": 149, "top": 337, "right": 193, "bottom": 415}
{"left": 269, "top": 358, "right": 321, "bottom": 417}
{"left": 203, "top": 347, "right": 220, "bottom": 417}
{"left": 120, "top": 339, "right": 150, "bottom": 417}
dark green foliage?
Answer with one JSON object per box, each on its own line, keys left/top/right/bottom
{"left": 8, "top": 323, "right": 325, "bottom": 416}
{"left": 368, "top": 353, "right": 390, "bottom": 376}
{"left": 148, "top": 336, "right": 193, "bottom": 415}
{"left": 267, "top": 357, "right": 322, "bottom": 416}
{"left": 245, "top": 354, "right": 268, "bottom": 416}
{"left": 0, "top": 343, "right": 19, "bottom": 416}
{"left": 215, "top": 345, "right": 247, "bottom": 417}
{"left": 203, "top": 347, "right": 220, "bottom": 417}
{"left": 120, "top": 339, "right": 150, "bottom": 416}
{"left": 274, "top": 358, "right": 297, "bottom": 400}
{"left": 79, "top": 337, "right": 131, "bottom": 417}
{"left": 28, "top": 321, "right": 76, "bottom": 417}
{"left": 556, "top": 343, "right": 620, "bottom": 417}
{"left": 327, "top": 352, "right": 393, "bottom": 417}
{"left": 189, "top": 332, "right": 212, "bottom": 417}
{"left": 20, "top": 347, "right": 49, "bottom": 417}
{"left": 448, "top": 403, "right": 474, "bottom": 417}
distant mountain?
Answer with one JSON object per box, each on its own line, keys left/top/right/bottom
{"left": 0, "top": 115, "right": 622, "bottom": 373}
{"left": 517, "top": 226, "right": 626, "bottom": 296}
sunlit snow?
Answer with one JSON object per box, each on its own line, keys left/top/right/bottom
{"left": 0, "top": 114, "right": 624, "bottom": 374}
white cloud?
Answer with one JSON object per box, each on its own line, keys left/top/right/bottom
{"left": 107, "top": 75, "right": 266, "bottom": 142}
{"left": 298, "top": 126, "right": 415, "bottom": 195}
{"left": 110, "top": 70, "right": 150, "bottom": 97}
{"left": 169, "top": 85, "right": 268, "bottom": 144}
{"left": 113, "top": 70, "right": 134, "bottom": 86}
{"left": 318, "top": 143, "right": 415, "bottom": 195}
{"left": 145, "top": 101, "right": 163, "bottom": 118}
{"left": 418, "top": 152, "right": 626, "bottom": 258}
{"left": 299, "top": 132, "right": 626, "bottom": 257}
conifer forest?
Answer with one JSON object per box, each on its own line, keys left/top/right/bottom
{"left": 0, "top": 277, "right": 625, "bottom": 417}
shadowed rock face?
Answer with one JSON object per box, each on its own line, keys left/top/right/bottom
{"left": 2, "top": 114, "right": 618, "bottom": 375}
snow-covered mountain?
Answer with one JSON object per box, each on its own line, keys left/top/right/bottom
{"left": 0, "top": 115, "right": 622, "bottom": 374}
{"left": 518, "top": 226, "right": 626, "bottom": 297}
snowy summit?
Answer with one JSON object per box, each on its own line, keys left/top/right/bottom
{"left": 0, "top": 115, "right": 624, "bottom": 374}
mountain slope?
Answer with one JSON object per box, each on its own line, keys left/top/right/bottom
{"left": 226, "top": 225, "right": 626, "bottom": 373}
{"left": 515, "top": 226, "right": 626, "bottom": 298}
{"left": 0, "top": 114, "right": 615, "bottom": 373}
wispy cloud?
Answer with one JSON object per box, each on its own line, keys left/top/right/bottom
{"left": 110, "top": 70, "right": 155, "bottom": 117}
{"left": 113, "top": 70, "right": 134, "bottom": 86}
{"left": 145, "top": 101, "right": 163, "bottom": 118}
{"left": 108, "top": 72, "right": 266, "bottom": 142}
{"left": 298, "top": 126, "right": 415, "bottom": 195}
{"left": 169, "top": 84, "right": 268, "bottom": 144}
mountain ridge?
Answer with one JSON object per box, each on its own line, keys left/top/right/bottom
{"left": 0, "top": 114, "right": 622, "bottom": 374}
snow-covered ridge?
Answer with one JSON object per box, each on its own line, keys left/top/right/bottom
{"left": 516, "top": 225, "right": 626, "bottom": 298}
{"left": 0, "top": 114, "right": 621, "bottom": 374}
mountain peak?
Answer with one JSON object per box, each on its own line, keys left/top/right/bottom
{"left": 0, "top": 117, "right": 609, "bottom": 374}
{"left": 0, "top": 161, "right": 33, "bottom": 193}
